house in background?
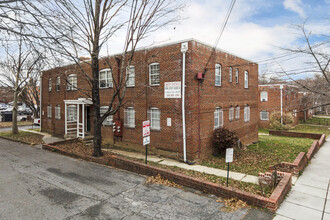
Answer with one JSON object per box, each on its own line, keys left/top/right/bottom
{"left": 41, "top": 39, "right": 258, "bottom": 161}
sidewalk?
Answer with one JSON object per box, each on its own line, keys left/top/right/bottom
{"left": 275, "top": 137, "right": 330, "bottom": 220}
{"left": 104, "top": 148, "right": 259, "bottom": 184}
{"left": 21, "top": 129, "right": 65, "bottom": 144}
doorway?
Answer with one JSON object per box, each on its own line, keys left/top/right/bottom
{"left": 86, "top": 106, "right": 91, "bottom": 132}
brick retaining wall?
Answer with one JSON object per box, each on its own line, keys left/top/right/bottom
{"left": 269, "top": 130, "right": 323, "bottom": 139}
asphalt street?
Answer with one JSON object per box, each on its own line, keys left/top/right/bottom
{"left": 0, "top": 138, "right": 273, "bottom": 220}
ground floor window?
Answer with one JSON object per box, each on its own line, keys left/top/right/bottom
{"left": 55, "top": 105, "right": 61, "bottom": 119}
{"left": 47, "top": 104, "right": 52, "bottom": 118}
{"left": 100, "top": 106, "right": 113, "bottom": 126}
{"left": 244, "top": 105, "right": 250, "bottom": 122}
{"left": 260, "top": 110, "right": 269, "bottom": 120}
{"left": 124, "top": 107, "right": 135, "bottom": 128}
{"left": 148, "top": 108, "right": 161, "bottom": 130}
{"left": 235, "top": 105, "right": 240, "bottom": 120}
{"left": 229, "top": 106, "right": 234, "bottom": 121}
{"left": 214, "top": 107, "right": 223, "bottom": 129}
{"left": 67, "top": 105, "right": 77, "bottom": 121}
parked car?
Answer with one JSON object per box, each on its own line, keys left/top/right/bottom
{"left": 33, "top": 118, "right": 40, "bottom": 126}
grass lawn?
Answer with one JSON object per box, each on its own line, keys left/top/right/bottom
{"left": 301, "top": 117, "right": 330, "bottom": 126}
{"left": 0, "top": 131, "right": 44, "bottom": 145}
{"left": 0, "top": 120, "right": 33, "bottom": 128}
{"left": 201, "top": 135, "right": 314, "bottom": 176}
{"left": 258, "top": 128, "right": 269, "bottom": 134}
{"left": 290, "top": 124, "right": 330, "bottom": 136}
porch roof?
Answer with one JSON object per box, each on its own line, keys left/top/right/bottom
{"left": 64, "top": 98, "right": 93, "bottom": 105}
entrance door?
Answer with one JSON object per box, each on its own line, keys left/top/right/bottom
{"left": 86, "top": 106, "right": 91, "bottom": 132}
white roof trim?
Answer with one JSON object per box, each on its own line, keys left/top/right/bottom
{"left": 64, "top": 98, "right": 92, "bottom": 105}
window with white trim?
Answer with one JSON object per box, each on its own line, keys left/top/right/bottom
{"left": 67, "top": 74, "right": 77, "bottom": 90}
{"left": 55, "top": 77, "right": 60, "bottom": 92}
{"left": 244, "top": 71, "right": 249, "bottom": 88}
{"left": 236, "top": 68, "right": 239, "bottom": 83}
{"left": 229, "top": 106, "right": 234, "bottom": 121}
{"left": 48, "top": 78, "right": 52, "bottom": 92}
{"left": 99, "top": 69, "right": 113, "bottom": 88}
{"left": 124, "top": 107, "right": 135, "bottom": 128}
{"left": 215, "top": 63, "right": 221, "bottom": 86}
{"left": 149, "top": 63, "right": 160, "bottom": 86}
{"left": 214, "top": 107, "right": 223, "bottom": 129}
{"left": 260, "top": 110, "right": 269, "bottom": 120}
{"left": 100, "top": 106, "right": 113, "bottom": 126}
{"left": 67, "top": 105, "right": 77, "bottom": 121}
{"left": 55, "top": 105, "right": 61, "bottom": 119}
{"left": 235, "top": 105, "right": 240, "bottom": 120}
{"left": 126, "top": 66, "right": 135, "bottom": 87}
{"left": 229, "top": 67, "right": 233, "bottom": 83}
{"left": 47, "top": 104, "right": 52, "bottom": 118}
{"left": 148, "top": 108, "right": 161, "bottom": 130}
{"left": 293, "top": 109, "right": 297, "bottom": 117}
{"left": 260, "top": 91, "right": 268, "bottom": 102}
{"left": 244, "top": 105, "right": 250, "bottom": 122}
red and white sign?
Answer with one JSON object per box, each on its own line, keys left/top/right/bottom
{"left": 142, "top": 120, "right": 150, "bottom": 137}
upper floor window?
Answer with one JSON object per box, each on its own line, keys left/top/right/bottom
{"left": 48, "top": 78, "right": 52, "bottom": 92}
{"left": 214, "top": 107, "right": 223, "bottom": 129}
{"left": 260, "top": 91, "right": 268, "bottom": 102}
{"left": 124, "top": 107, "right": 135, "bottom": 128}
{"left": 229, "top": 106, "right": 234, "bottom": 121}
{"left": 260, "top": 110, "right": 269, "bottom": 121}
{"left": 293, "top": 109, "right": 297, "bottom": 117}
{"left": 149, "top": 63, "right": 160, "bottom": 86}
{"left": 67, "top": 105, "right": 77, "bottom": 121}
{"left": 236, "top": 68, "right": 239, "bottom": 83}
{"left": 126, "top": 66, "right": 135, "bottom": 87}
{"left": 235, "top": 105, "right": 240, "bottom": 120}
{"left": 67, "top": 74, "right": 77, "bottom": 90}
{"left": 148, "top": 108, "right": 161, "bottom": 130}
{"left": 56, "top": 77, "right": 60, "bottom": 92}
{"left": 100, "top": 106, "right": 113, "bottom": 126}
{"left": 229, "top": 67, "right": 233, "bottom": 83}
{"left": 244, "top": 71, "right": 249, "bottom": 88}
{"left": 99, "top": 69, "right": 113, "bottom": 88}
{"left": 47, "top": 104, "right": 52, "bottom": 118}
{"left": 244, "top": 104, "right": 250, "bottom": 122}
{"left": 215, "top": 63, "right": 221, "bottom": 86}
{"left": 55, "top": 105, "right": 61, "bottom": 119}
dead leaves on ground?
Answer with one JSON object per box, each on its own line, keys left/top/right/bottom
{"left": 217, "top": 197, "right": 249, "bottom": 212}
{"left": 145, "top": 174, "right": 182, "bottom": 189}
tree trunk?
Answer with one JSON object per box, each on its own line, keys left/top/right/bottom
{"left": 12, "top": 89, "right": 19, "bottom": 134}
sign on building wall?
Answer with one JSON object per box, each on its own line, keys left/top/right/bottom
{"left": 164, "top": 81, "right": 181, "bottom": 98}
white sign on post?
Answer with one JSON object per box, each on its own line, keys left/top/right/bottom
{"left": 143, "top": 136, "right": 150, "bottom": 145}
{"left": 225, "top": 148, "right": 234, "bottom": 163}
{"left": 142, "top": 120, "right": 150, "bottom": 137}
{"left": 164, "top": 81, "right": 181, "bottom": 98}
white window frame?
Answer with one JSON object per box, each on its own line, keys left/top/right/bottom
{"left": 244, "top": 70, "right": 249, "bottom": 88}
{"left": 48, "top": 78, "right": 52, "bottom": 92}
{"left": 235, "top": 105, "right": 240, "bottom": 120}
{"left": 126, "top": 66, "right": 135, "bottom": 87}
{"left": 244, "top": 105, "right": 250, "bottom": 122}
{"left": 47, "top": 104, "right": 52, "bottom": 118}
{"left": 293, "top": 109, "right": 297, "bottom": 117}
{"left": 229, "top": 67, "right": 233, "bottom": 83}
{"left": 260, "top": 91, "right": 268, "bottom": 102}
{"left": 215, "top": 63, "right": 221, "bottom": 86}
{"left": 214, "top": 107, "right": 223, "bottom": 129}
{"left": 100, "top": 106, "right": 114, "bottom": 126}
{"left": 149, "top": 63, "right": 160, "bottom": 86}
{"left": 56, "top": 76, "right": 60, "bottom": 92}
{"left": 260, "top": 111, "right": 269, "bottom": 121}
{"left": 67, "top": 105, "right": 77, "bottom": 122}
{"left": 124, "top": 107, "right": 135, "bottom": 128}
{"left": 67, "top": 74, "right": 77, "bottom": 91}
{"left": 236, "top": 68, "right": 239, "bottom": 84}
{"left": 99, "top": 69, "right": 113, "bottom": 88}
{"left": 148, "top": 108, "right": 161, "bottom": 130}
{"left": 55, "top": 105, "right": 61, "bottom": 119}
{"left": 229, "top": 106, "right": 234, "bottom": 121}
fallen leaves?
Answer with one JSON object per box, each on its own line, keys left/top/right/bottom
{"left": 145, "top": 174, "right": 182, "bottom": 189}
{"left": 221, "top": 198, "right": 248, "bottom": 212}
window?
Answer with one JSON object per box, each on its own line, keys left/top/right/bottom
{"left": 229, "top": 67, "right": 233, "bottom": 83}
{"left": 244, "top": 71, "right": 249, "bottom": 88}
{"left": 235, "top": 105, "right": 240, "bottom": 120}
{"left": 236, "top": 68, "right": 239, "bottom": 83}
{"left": 293, "top": 109, "right": 297, "bottom": 117}
{"left": 47, "top": 104, "right": 52, "bottom": 118}
{"left": 260, "top": 111, "right": 269, "bottom": 120}
{"left": 215, "top": 63, "right": 221, "bottom": 86}
{"left": 124, "top": 107, "right": 135, "bottom": 128}
{"left": 149, "top": 63, "right": 160, "bottom": 86}
{"left": 229, "top": 106, "right": 234, "bottom": 121}
{"left": 48, "top": 78, "right": 52, "bottom": 92}
{"left": 67, "top": 74, "right": 77, "bottom": 90}
{"left": 244, "top": 105, "right": 250, "bottom": 122}
{"left": 126, "top": 66, "right": 135, "bottom": 87}
{"left": 214, "top": 107, "right": 223, "bottom": 129}
{"left": 67, "top": 105, "right": 77, "bottom": 121}
{"left": 260, "top": 91, "right": 268, "bottom": 102}
{"left": 56, "top": 77, "right": 60, "bottom": 92}
{"left": 55, "top": 105, "right": 61, "bottom": 119}
{"left": 100, "top": 106, "right": 113, "bottom": 126}
{"left": 148, "top": 108, "right": 161, "bottom": 130}
{"left": 99, "top": 69, "right": 113, "bottom": 88}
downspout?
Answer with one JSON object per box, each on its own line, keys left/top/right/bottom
{"left": 280, "top": 84, "right": 283, "bottom": 124}
{"left": 181, "top": 42, "right": 188, "bottom": 163}
{"left": 40, "top": 73, "right": 42, "bottom": 131}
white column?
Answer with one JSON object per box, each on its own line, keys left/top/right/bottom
{"left": 181, "top": 42, "right": 188, "bottom": 163}
{"left": 82, "top": 104, "right": 85, "bottom": 138}
{"left": 280, "top": 85, "right": 283, "bottom": 124}
{"left": 77, "top": 104, "right": 80, "bottom": 137}
{"left": 65, "top": 102, "right": 67, "bottom": 135}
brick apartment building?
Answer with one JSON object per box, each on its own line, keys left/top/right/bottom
{"left": 258, "top": 84, "right": 313, "bottom": 129}
{"left": 41, "top": 39, "right": 258, "bottom": 160}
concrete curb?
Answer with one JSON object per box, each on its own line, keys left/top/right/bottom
{"left": 0, "top": 135, "right": 36, "bottom": 146}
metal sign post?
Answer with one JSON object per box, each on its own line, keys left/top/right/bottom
{"left": 143, "top": 120, "right": 150, "bottom": 164}
{"left": 225, "top": 148, "right": 234, "bottom": 187}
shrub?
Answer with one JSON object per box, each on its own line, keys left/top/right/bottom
{"left": 269, "top": 111, "right": 294, "bottom": 130}
{"left": 212, "top": 128, "right": 239, "bottom": 156}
